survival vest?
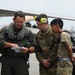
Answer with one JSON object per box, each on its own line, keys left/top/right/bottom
{"left": 4, "top": 23, "right": 32, "bottom": 47}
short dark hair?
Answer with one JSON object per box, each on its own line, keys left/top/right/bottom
{"left": 50, "top": 18, "right": 63, "bottom": 29}
{"left": 14, "top": 11, "right": 25, "bottom": 19}
{"left": 35, "top": 14, "right": 48, "bottom": 22}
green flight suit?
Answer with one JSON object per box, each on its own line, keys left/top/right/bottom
{"left": 35, "top": 26, "right": 58, "bottom": 75}
{"left": 0, "top": 23, "right": 35, "bottom": 75}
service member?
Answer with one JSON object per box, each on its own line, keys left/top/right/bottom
{"left": 33, "top": 14, "right": 58, "bottom": 75}
{"left": 0, "top": 11, "right": 35, "bottom": 75}
{"left": 50, "top": 18, "right": 74, "bottom": 75}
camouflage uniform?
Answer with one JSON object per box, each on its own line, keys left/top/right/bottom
{"left": 0, "top": 23, "right": 34, "bottom": 75}
{"left": 35, "top": 26, "right": 58, "bottom": 75}
{"left": 56, "top": 32, "right": 73, "bottom": 75}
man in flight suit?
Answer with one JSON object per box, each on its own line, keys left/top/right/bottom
{"left": 0, "top": 11, "right": 35, "bottom": 75}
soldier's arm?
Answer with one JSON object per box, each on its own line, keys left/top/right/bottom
{"left": 61, "top": 33, "right": 73, "bottom": 61}
{"left": 0, "top": 27, "right": 6, "bottom": 48}
{"left": 29, "top": 41, "right": 44, "bottom": 63}
{"left": 4, "top": 42, "right": 13, "bottom": 48}
{"left": 35, "top": 51, "right": 44, "bottom": 63}
{"left": 0, "top": 27, "right": 19, "bottom": 49}
{"left": 49, "top": 34, "right": 59, "bottom": 63}
{"left": 4, "top": 42, "right": 19, "bottom": 48}
{"left": 49, "top": 44, "right": 58, "bottom": 63}
{"left": 28, "top": 32, "right": 44, "bottom": 63}
{"left": 33, "top": 44, "right": 44, "bottom": 63}
{"left": 64, "top": 42, "right": 73, "bottom": 60}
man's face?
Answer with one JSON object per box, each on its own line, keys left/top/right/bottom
{"left": 36, "top": 21, "right": 48, "bottom": 31}
{"left": 51, "top": 24, "right": 59, "bottom": 33}
{"left": 13, "top": 16, "right": 25, "bottom": 29}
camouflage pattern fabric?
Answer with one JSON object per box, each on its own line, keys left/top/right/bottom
{"left": 56, "top": 60, "right": 73, "bottom": 75}
{"left": 35, "top": 26, "right": 58, "bottom": 75}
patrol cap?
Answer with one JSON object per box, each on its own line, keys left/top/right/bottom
{"left": 34, "top": 14, "right": 48, "bottom": 24}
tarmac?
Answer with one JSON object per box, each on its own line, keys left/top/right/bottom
{"left": 29, "top": 53, "right": 39, "bottom": 75}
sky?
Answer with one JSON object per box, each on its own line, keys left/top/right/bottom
{"left": 0, "top": 0, "right": 75, "bottom": 30}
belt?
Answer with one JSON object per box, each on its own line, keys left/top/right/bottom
{"left": 57, "top": 57, "right": 71, "bottom": 61}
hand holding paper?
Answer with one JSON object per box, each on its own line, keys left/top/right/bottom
{"left": 12, "top": 46, "right": 29, "bottom": 53}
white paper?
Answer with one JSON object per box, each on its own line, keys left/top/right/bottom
{"left": 12, "top": 47, "right": 26, "bottom": 53}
